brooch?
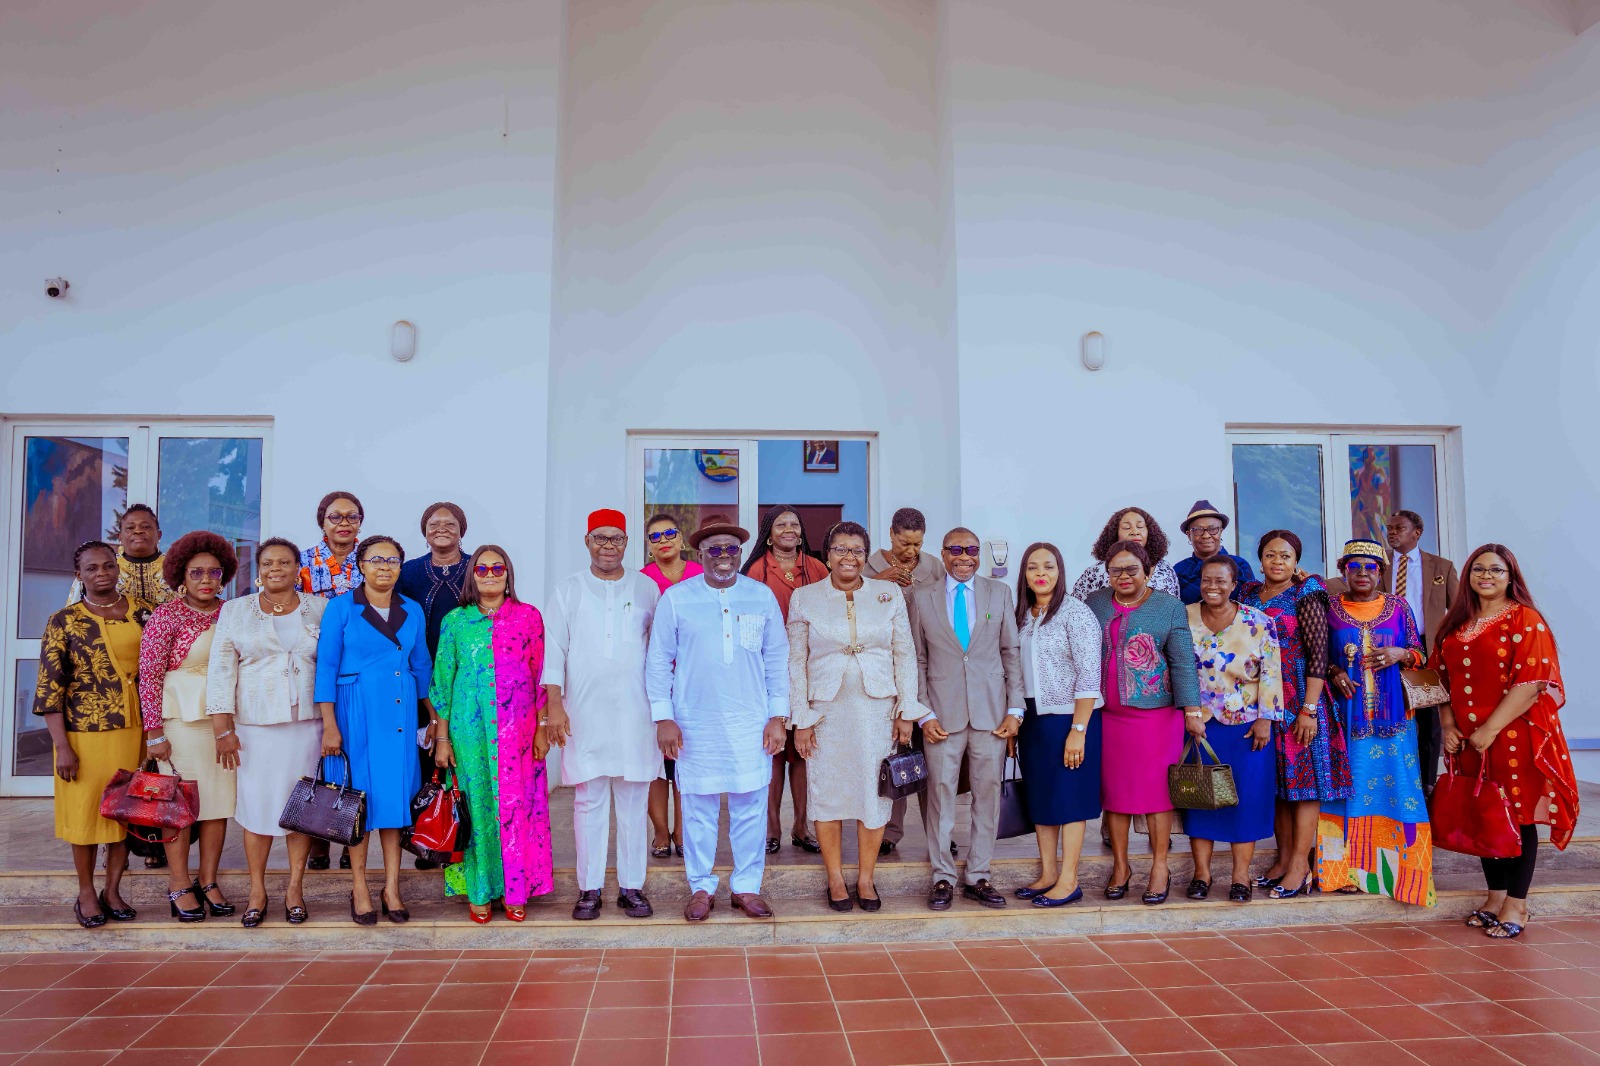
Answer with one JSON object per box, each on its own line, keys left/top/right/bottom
{"left": 877, "top": 592, "right": 893, "bottom": 604}
{"left": 1433, "top": 574, "right": 1445, "bottom": 585}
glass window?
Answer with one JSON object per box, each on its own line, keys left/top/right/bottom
{"left": 17, "top": 436, "right": 129, "bottom": 640}
{"left": 157, "top": 437, "right": 264, "bottom": 598}
{"left": 1231, "top": 443, "right": 1327, "bottom": 577}
{"left": 1347, "top": 443, "right": 1440, "bottom": 555}
{"left": 641, "top": 447, "right": 741, "bottom": 564}
{"left": 12, "top": 660, "right": 45, "bottom": 778}
{"left": 757, "top": 440, "right": 870, "bottom": 560}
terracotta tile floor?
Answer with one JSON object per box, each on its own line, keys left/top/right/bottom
{"left": 3, "top": 917, "right": 1600, "bottom": 1065}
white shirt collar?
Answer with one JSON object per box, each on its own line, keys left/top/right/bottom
{"left": 945, "top": 574, "right": 972, "bottom": 594}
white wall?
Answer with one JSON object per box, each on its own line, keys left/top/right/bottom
{"left": 545, "top": 0, "right": 956, "bottom": 582}
{"left": 1, "top": 0, "right": 561, "bottom": 592}
{"left": 945, "top": 0, "right": 1600, "bottom": 740}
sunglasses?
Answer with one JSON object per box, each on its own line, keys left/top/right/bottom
{"left": 1345, "top": 560, "right": 1380, "bottom": 572}
{"left": 703, "top": 545, "right": 742, "bottom": 558}
{"left": 647, "top": 529, "right": 680, "bottom": 543}
{"left": 944, "top": 545, "right": 981, "bottom": 557}
{"left": 186, "top": 567, "right": 224, "bottom": 581}
{"left": 474, "top": 563, "right": 507, "bottom": 577}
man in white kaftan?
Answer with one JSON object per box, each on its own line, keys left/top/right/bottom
{"left": 645, "top": 513, "right": 789, "bottom": 921}
{"left": 543, "top": 508, "right": 661, "bottom": 920}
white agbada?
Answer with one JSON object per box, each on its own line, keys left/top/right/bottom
{"left": 541, "top": 569, "right": 661, "bottom": 785}
{"left": 646, "top": 574, "right": 789, "bottom": 796}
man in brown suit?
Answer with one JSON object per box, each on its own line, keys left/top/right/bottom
{"left": 1328, "top": 509, "right": 1458, "bottom": 793}
{"left": 909, "top": 527, "right": 1025, "bottom": 911}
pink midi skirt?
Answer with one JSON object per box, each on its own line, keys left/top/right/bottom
{"left": 1100, "top": 702, "right": 1183, "bottom": 815}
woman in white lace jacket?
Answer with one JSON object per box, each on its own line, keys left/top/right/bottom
{"left": 206, "top": 538, "right": 327, "bottom": 927}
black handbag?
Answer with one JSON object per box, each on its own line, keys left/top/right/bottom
{"left": 878, "top": 743, "right": 929, "bottom": 799}
{"left": 279, "top": 754, "right": 367, "bottom": 846}
{"left": 997, "top": 754, "right": 1032, "bottom": 839}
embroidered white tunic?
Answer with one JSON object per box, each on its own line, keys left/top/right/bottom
{"left": 646, "top": 575, "right": 789, "bottom": 796}
{"left": 541, "top": 569, "right": 662, "bottom": 785}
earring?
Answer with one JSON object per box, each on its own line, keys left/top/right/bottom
{"left": 176, "top": 585, "right": 187, "bottom": 597}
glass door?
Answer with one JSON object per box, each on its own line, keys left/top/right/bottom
{"left": 626, "top": 437, "right": 760, "bottom": 571}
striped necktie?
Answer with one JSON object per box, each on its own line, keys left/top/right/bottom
{"left": 1396, "top": 554, "right": 1409, "bottom": 599}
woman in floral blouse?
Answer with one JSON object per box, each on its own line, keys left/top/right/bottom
{"left": 1183, "top": 556, "right": 1284, "bottom": 903}
{"left": 432, "top": 545, "right": 554, "bottom": 923}
{"left": 35, "top": 542, "right": 153, "bottom": 928}
{"left": 1084, "top": 540, "right": 1202, "bottom": 906}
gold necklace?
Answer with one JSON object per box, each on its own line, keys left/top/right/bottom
{"left": 1113, "top": 587, "right": 1150, "bottom": 608}
{"left": 260, "top": 590, "right": 298, "bottom": 615}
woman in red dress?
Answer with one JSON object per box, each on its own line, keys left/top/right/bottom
{"left": 1435, "top": 544, "right": 1579, "bottom": 939}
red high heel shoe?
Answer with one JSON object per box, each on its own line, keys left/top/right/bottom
{"left": 505, "top": 905, "right": 526, "bottom": 923}
{"left": 468, "top": 905, "right": 492, "bottom": 924}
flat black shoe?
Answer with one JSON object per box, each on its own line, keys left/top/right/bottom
{"left": 792, "top": 835, "right": 822, "bottom": 854}
{"left": 962, "top": 879, "right": 1007, "bottom": 909}
{"left": 856, "top": 883, "right": 882, "bottom": 913}
{"left": 199, "top": 881, "right": 235, "bottom": 917}
{"left": 307, "top": 854, "right": 330, "bottom": 871}
{"left": 338, "top": 849, "right": 351, "bottom": 870}
{"left": 878, "top": 840, "right": 897, "bottom": 857}
{"left": 169, "top": 888, "right": 205, "bottom": 923}
{"left": 99, "top": 890, "right": 136, "bottom": 922}
{"left": 1105, "top": 876, "right": 1131, "bottom": 901}
{"left": 381, "top": 895, "right": 409, "bottom": 924}
{"left": 1229, "top": 882, "right": 1253, "bottom": 903}
{"left": 74, "top": 899, "right": 108, "bottom": 929}
{"left": 349, "top": 894, "right": 377, "bottom": 926}
{"left": 1186, "top": 879, "right": 1210, "bottom": 900}
{"left": 573, "top": 890, "right": 602, "bottom": 921}
{"left": 617, "top": 889, "right": 653, "bottom": 918}
{"left": 765, "top": 837, "right": 780, "bottom": 854}
{"left": 1015, "top": 886, "right": 1046, "bottom": 900}
{"left": 241, "top": 900, "right": 267, "bottom": 928}
{"left": 826, "top": 887, "right": 854, "bottom": 913}
{"left": 285, "top": 902, "right": 309, "bottom": 924}
{"left": 928, "top": 880, "right": 954, "bottom": 911}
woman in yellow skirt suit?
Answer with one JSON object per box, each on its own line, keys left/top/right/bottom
{"left": 34, "top": 541, "right": 153, "bottom": 928}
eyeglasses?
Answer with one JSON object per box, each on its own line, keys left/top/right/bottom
{"left": 1469, "top": 566, "right": 1509, "bottom": 578}
{"left": 186, "top": 567, "right": 224, "bottom": 581}
{"left": 1189, "top": 525, "right": 1224, "bottom": 538}
{"left": 829, "top": 546, "right": 868, "bottom": 559}
{"left": 1107, "top": 564, "right": 1143, "bottom": 578}
{"left": 324, "top": 511, "right": 363, "bottom": 526}
{"left": 474, "top": 563, "right": 507, "bottom": 577}
{"left": 702, "top": 545, "right": 742, "bottom": 558}
{"left": 647, "top": 529, "right": 680, "bottom": 543}
{"left": 364, "top": 556, "right": 401, "bottom": 569}
{"left": 944, "top": 545, "right": 981, "bottom": 557}
{"left": 588, "top": 534, "right": 627, "bottom": 548}
{"left": 1345, "top": 560, "right": 1380, "bottom": 572}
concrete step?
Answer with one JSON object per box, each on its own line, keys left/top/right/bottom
{"left": 6, "top": 837, "right": 1598, "bottom": 908}
{"left": 6, "top": 870, "right": 1598, "bottom": 952}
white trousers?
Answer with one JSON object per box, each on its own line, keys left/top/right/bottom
{"left": 681, "top": 787, "right": 766, "bottom": 896}
{"left": 573, "top": 776, "right": 651, "bottom": 891}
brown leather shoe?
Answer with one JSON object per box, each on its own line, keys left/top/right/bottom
{"left": 731, "top": 892, "right": 774, "bottom": 919}
{"left": 683, "top": 890, "right": 715, "bottom": 922}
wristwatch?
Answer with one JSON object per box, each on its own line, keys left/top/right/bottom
{"left": 1071, "top": 723, "right": 1088, "bottom": 733}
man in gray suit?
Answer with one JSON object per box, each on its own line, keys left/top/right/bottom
{"left": 909, "top": 527, "right": 1025, "bottom": 910}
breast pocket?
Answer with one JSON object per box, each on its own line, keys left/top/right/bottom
{"left": 738, "top": 613, "right": 767, "bottom": 652}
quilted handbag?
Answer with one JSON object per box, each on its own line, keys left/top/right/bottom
{"left": 996, "top": 754, "right": 1033, "bottom": 839}
{"left": 1429, "top": 754, "right": 1521, "bottom": 858}
{"left": 1168, "top": 737, "right": 1238, "bottom": 811}
{"left": 402, "top": 769, "right": 472, "bottom": 865}
{"left": 878, "top": 744, "right": 929, "bottom": 800}
{"left": 278, "top": 755, "right": 367, "bottom": 846}
{"left": 99, "top": 760, "right": 199, "bottom": 847}
{"left": 1402, "top": 667, "right": 1451, "bottom": 710}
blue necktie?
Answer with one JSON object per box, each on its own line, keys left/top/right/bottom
{"left": 953, "top": 583, "right": 971, "bottom": 651}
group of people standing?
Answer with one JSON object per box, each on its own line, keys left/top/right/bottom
{"left": 35, "top": 491, "right": 1578, "bottom": 939}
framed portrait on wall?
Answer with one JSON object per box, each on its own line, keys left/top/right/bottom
{"left": 802, "top": 440, "right": 839, "bottom": 473}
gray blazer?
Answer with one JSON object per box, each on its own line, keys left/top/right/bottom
{"left": 909, "top": 575, "right": 1024, "bottom": 732}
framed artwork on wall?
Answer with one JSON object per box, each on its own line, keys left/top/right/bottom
{"left": 802, "top": 440, "right": 839, "bottom": 473}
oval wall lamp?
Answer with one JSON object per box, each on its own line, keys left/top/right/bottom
{"left": 391, "top": 320, "right": 417, "bottom": 363}
{"left": 1081, "top": 331, "right": 1105, "bottom": 371}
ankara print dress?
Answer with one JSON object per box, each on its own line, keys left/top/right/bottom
{"left": 430, "top": 601, "right": 554, "bottom": 907}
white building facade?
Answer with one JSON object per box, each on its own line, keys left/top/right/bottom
{"left": 3, "top": 0, "right": 1597, "bottom": 794}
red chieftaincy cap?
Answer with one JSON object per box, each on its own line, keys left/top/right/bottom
{"left": 587, "top": 508, "right": 627, "bottom": 534}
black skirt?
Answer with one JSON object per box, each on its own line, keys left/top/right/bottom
{"left": 1019, "top": 698, "right": 1102, "bottom": 826}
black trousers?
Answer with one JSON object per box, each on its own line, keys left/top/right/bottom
{"left": 1415, "top": 706, "right": 1442, "bottom": 795}
{"left": 1481, "top": 824, "right": 1541, "bottom": 900}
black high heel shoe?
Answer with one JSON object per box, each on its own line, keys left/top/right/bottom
{"left": 1105, "top": 875, "right": 1132, "bottom": 901}
{"left": 350, "top": 893, "right": 378, "bottom": 926}
{"left": 285, "top": 900, "right": 309, "bottom": 924}
{"left": 195, "top": 880, "right": 235, "bottom": 918}
{"left": 169, "top": 887, "right": 206, "bottom": 923}
{"left": 1251, "top": 873, "right": 1285, "bottom": 890}
{"left": 1270, "top": 876, "right": 1315, "bottom": 900}
{"left": 1142, "top": 872, "right": 1170, "bottom": 906}
{"left": 99, "top": 890, "right": 137, "bottom": 922}
{"left": 856, "top": 883, "right": 882, "bottom": 913}
{"left": 381, "top": 890, "right": 410, "bottom": 924}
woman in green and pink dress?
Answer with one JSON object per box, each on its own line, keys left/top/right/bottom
{"left": 431, "top": 545, "right": 553, "bottom": 923}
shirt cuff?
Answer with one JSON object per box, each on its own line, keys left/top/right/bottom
{"left": 767, "top": 697, "right": 789, "bottom": 719}
{"left": 917, "top": 713, "right": 937, "bottom": 727}
{"left": 1074, "top": 689, "right": 1102, "bottom": 703}
{"left": 1007, "top": 707, "right": 1024, "bottom": 719}
{"left": 650, "top": 700, "right": 676, "bottom": 723}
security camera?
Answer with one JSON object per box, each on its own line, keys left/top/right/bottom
{"left": 45, "top": 278, "right": 70, "bottom": 298}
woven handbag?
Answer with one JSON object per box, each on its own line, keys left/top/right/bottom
{"left": 1429, "top": 754, "right": 1521, "bottom": 858}
{"left": 279, "top": 755, "right": 367, "bottom": 846}
{"left": 877, "top": 744, "right": 929, "bottom": 799}
{"left": 1402, "top": 667, "right": 1451, "bottom": 710}
{"left": 99, "top": 760, "right": 200, "bottom": 845}
{"left": 1168, "top": 737, "right": 1238, "bottom": 811}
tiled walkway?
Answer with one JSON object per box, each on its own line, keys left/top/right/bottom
{"left": 3, "top": 917, "right": 1599, "bottom": 1065}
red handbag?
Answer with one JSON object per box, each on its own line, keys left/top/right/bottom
{"left": 1428, "top": 753, "right": 1521, "bottom": 858}
{"left": 99, "top": 760, "right": 200, "bottom": 844}
{"left": 402, "top": 769, "right": 472, "bottom": 866}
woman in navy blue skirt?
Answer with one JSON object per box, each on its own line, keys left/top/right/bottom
{"left": 1183, "top": 556, "right": 1285, "bottom": 903}
{"left": 1014, "top": 543, "right": 1105, "bottom": 908}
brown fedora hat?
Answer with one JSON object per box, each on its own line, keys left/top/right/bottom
{"left": 687, "top": 512, "right": 750, "bottom": 549}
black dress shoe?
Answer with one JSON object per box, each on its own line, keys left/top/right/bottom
{"left": 856, "top": 884, "right": 882, "bottom": 913}
{"left": 617, "top": 889, "right": 653, "bottom": 918}
{"left": 1105, "top": 876, "right": 1132, "bottom": 901}
{"left": 338, "top": 849, "right": 351, "bottom": 870}
{"left": 307, "top": 854, "right": 330, "bottom": 871}
{"left": 962, "top": 880, "right": 1007, "bottom": 909}
{"left": 825, "top": 887, "right": 854, "bottom": 913}
{"left": 1186, "top": 879, "right": 1211, "bottom": 900}
{"left": 198, "top": 881, "right": 235, "bottom": 917}
{"left": 573, "top": 890, "right": 602, "bottom": 921}
{"left": 765, "top": 837, "right": 780, "bottom": 854}
{"left": 791, "top": 835, "right": 822, "bottom": 854}
{"left": 1229, "top": 882, "right": 1253, "bottom": 903}
{"left": 950, "top": 841, "right": 959, "bottom": 857}
{"left": 878, "top": 840, "right": 897, "bottom": 857}
{"left": 928, "top": 880, "right": 954, "bottom": 911}
{"left": 241, "top": 900, "right": 268, "bottom": 928}
{"left": 99, "top": 890, "right": 136, "bottom": 922}
{"left": 285, "top": 902, "right": 309, "bottom": 924}
{"left": 381, "top": 896, "right": 410, "bottom": 924}
{"left": 74, "top": 899, "right": 108, "bottom": 929}
{"left": 349, "top": 893, "right": 377, "bottom": 926}
{"left": 169, "top": 888, "right": 205, "bottom": 923}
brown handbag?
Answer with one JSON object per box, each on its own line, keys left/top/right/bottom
{"left": 1402, "top": 667, "right": 1451, "bottom": 710}
{"left": 1168, "top": 737, "right": 1238, "bottom": 811}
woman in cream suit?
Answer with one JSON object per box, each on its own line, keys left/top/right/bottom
{"left": 789, "top": 522, "right": 921, "bottom": 912}
{"left": 206, "top": 537, "right": 327, "bottom": 927}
